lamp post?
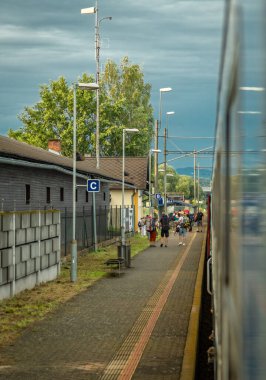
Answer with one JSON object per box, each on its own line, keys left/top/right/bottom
{"left": 121, "top": 128, "right": 139, "bottom": 253}
{"left": 81, "top": 2, "right": 112, "bottom": 169}
{"left": 159, "top": 88, "right": 172, "bottom": 130}
{"left": 71, "top": 82, "right": 99, "bottom": 282}
{"left": 166, "top": 111, "right": 175, "bottom": 138}
{"left": 163, "top": 111, "right": 175, "bottom": 213}
{"left": 149, "top": 149, "right": 161, "bottom": 215}
{"left": 155, "top": 87, "right": 172, "bottom": 196}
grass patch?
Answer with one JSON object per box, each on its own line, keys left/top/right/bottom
{"left": 0, "top": 235, "right": 149, "bottom": 348}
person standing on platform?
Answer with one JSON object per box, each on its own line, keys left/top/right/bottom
{"left": 139, "top": 217, "right": 146, "bottom": 236}
{"left": 160, "top": 213, "right": 170, "bottom": 247}
{"left": 145, "top": 215, "right": 151, "bottom": 240}
{"left": 195, "top": 210, "right": 204, "bottom": 232}
{"left": 177, "top": 211, "right": 187, "bottom": 246}
{"left": 147, "top": 216, "right": 157, "bottom": 247}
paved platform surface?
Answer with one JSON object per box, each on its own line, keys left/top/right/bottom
{"left": 0, "top": 229, "right": 205, "bottom": 380}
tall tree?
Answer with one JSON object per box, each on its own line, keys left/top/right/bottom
{"left": 99, "top": 57, "right": 153, "bottom": 156}
{"left": 157, "top": 164, "right": 196, "bottom": 200}
{"left": 8, "top": 57, "right": 154, "bottom": 157}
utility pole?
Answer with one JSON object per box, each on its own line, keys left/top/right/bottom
{"left": 154, "top": 120, "right": 159, "bottom": 194}
{"left": 163, "top": 127, "right": 167, "bottom": 213}
{"left": 193, "top": 149, "right": 196, "bottom": 204}
{"left": 197, "top": 164, "right": 200, "bottom": 208}
{"left": 95, "top": 0, "right": 100, "bottom": 168}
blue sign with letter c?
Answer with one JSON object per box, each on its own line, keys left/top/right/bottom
{"left": 87, "top": 179, "right": 100, "bottom": 192}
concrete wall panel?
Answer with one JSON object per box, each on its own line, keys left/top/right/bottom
{"left": 1, "top": 248, "right": 12, "bottom": 267}
{"left": 21, "top": 214, "right": 30, "bottom": 229}
{"left": 30, "top": 242, "right": 39, "bottom": 258}
{"left": 8, "top": 231, "right": 15, "bottom": 247}
{"left": 41, "top": 226, "right": 49, "bottom": 240}
{"left": 21, "top": 245, "right": 30, "bottom": 262}
{"left": 15, "top": 262, "right": 26, "bottom": 279}
{"left": 2, "top": 214, "right": 13, "bottom": 231}
{"left": 26, "top": 228, "right": 36, "bottom": 243}
{"left": 0, "top": 232, "right": 7, "bottom": 249}
{"left": 16, "top": 229, "right": 26, "bottom": 245}
{"left": 49, "top": 225, "right": 57, "bottom": 238}
{"left": 41, "top": 255, "right": 49, "bottom": 270}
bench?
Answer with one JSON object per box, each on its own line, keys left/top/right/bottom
{"left": 104, "top": 258, "right": 125, "bottom": 276}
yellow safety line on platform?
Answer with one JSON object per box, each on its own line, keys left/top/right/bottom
{"left": 100, "top": 233, "right": 197, "bottom": 380}
{"left": 180, "top": 231, "right": 206, "bottom": 380}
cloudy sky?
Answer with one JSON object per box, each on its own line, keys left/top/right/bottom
{"left": 0, "top": 0, "right": 224, "bottom": 170}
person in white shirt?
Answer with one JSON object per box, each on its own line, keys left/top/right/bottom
{"left": 177, "top": 212, "right": 187, "bottom": 246}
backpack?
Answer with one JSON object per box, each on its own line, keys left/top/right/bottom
{"left": 151, "top": 218, "right": 156, "bottom": 232}
{"left": 179, "top": 216, "right": 185, "bottom": 228}
{"left": 197, "top": 212, "right": 203, "bottom": 221}
{"left": 179, "top": 216, "right": 189, "bottom": 228}
{"left": 183, "top": 216, "right": 190, "bottom": 228}
{"left": 161, "top": 215, "right": 170, "bottom": 230}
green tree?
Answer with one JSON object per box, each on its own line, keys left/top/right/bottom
{"left": 175, "top": 175, "right": 194, "bottom": 200}
{"left": 8, "top": 74, "right": 96, "bottom": 156}
{"left": 8, "top": 57, "right": 154, "bottom": 157}
{"left": 99, "top": 57, "right": 153, "bottom": 156}
{"left": 157, "top": 164, "right": 196, "bottom": 200}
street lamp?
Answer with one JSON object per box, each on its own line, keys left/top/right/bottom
{"left": 149, "top": 149, "right": 161, "bottom": 215}
{"left": 155, "top": 87, "right": 172, "bottom": 197}
{"left": 163, "top": 111, "right": 175, "bottom": 213}
{"left": 71, "top": 82, "right": 99, "bottom": 282}
{"left": 121, "top": 128, "right": 139, "bottom": 253}
{"left": 81, "top": 2, "right": 112, "bottom": 169}
{"left": 159, "top": 88, "right": 172, "bottom": 130}
{"left": 166, "top": 111, "right": 175, "bottom": 138}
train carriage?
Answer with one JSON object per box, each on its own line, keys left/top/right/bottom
{"left": 211, "top": 0, "right": 266, "bottom": 379}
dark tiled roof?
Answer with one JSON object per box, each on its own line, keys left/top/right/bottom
{"left": 0, "top": 136, "right": 148, "bottom": 189}
{"left": 81, "top": 157, "right": 148, "bottom": 190}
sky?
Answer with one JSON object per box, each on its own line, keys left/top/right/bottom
{"left": 0, "top": 0, "right": 224, "bottom": 171}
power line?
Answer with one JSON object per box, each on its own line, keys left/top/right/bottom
{"left": 167, "top": 150, "right": 214, "bottom": 155}
{"left": 158, "top": 135, "right": 215, "bottom": 139}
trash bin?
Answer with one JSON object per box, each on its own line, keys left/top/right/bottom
{"left": 117, "top": 244, "right": 131, "bottom": 268}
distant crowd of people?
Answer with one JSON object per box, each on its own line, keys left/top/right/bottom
{"left": 138, "top": 210, "right": 204, "bottom": 248}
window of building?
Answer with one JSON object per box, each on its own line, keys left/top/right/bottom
{"left": 85, "top": 191, "right": 89, "bottom": 203}
{"left": 76, "top": 188, "right": 78, "bottom": 202}
{"left": 25, "top": 184, "right": 30, "bottom": 205}
{"left": 103, "top": 192, "right": 106, "bottom": 201}
{"left": 60, "top": 187, "right": 64, "bottom": 202}
{"left": 46, "top": 187, "right": 51, "bottom": 203}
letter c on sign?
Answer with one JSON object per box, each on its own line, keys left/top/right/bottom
{"left": 87, "top": 179, "right": 100, "bottom": 192}
{"left": 91, "top": 181, "right": 97, "bottom": 190}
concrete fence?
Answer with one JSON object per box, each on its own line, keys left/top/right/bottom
{"left": 0, "top": 210, "right": 60, "bottom": 300}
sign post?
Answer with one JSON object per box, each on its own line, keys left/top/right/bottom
{"left": 87, "top": 179, "right": 101, "bottom": 251}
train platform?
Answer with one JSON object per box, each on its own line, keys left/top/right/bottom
{"left": 0, "top": 229, "right": 206, "bottom": 380}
